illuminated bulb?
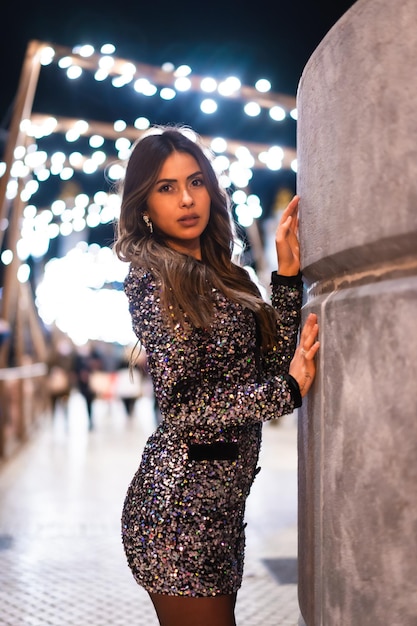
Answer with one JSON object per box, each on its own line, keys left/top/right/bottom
{"left": 58, "top": 56, "right": 72, "bottom": 69}
{"left": 290, "top": 108, "right": 298, "bottom": 120}
{"left": 1, "top": 250, "right": 13, "bottom": 265}
{"left": 161, "top": 62, "right": 175, "bottom": 72}
{"left": 201, "top": 77, "right": 217, "bottom": 92}
{"left": 40, "top": 46, "right": 55, "bottom": 65}
{"left": 291, "top": 159, "right": 297, "bottom": 173}
{"left": 101, "top": 44, "right": 116, "bottom": 55}
{"left": 69, "top": 152, "right": 83, "bottom": 166}
{"left": 67, "top": 66, "right": 83, "bottom": 79}
{"left": 114, "top": 120, "right": 127, "bottom": 132}
{"left": 160, "top": 88, "right": 176, "bottom": 100}
{"left": 244, "top": 102, "right": 261, "bottom": 117}
{"left": 89, "top": 135, "right": 105, "bottom": 148}
{"left": 60, "top": 167, "right": 74, "bottom": 180}
{"left": 174, "top": 77, "right": 191, "bottom": 92}
{"left": 174, "top": 65, "right": 192, "bottom": 77}
{"left": 134, "top": 117, "right": 150, "bottom": 130}
{"left": 75, "top": 44, "right": 95, "bottom": 57}
{"left": 269, "top": 106, "right": 286, "bottom": 121}
{"left": 99, "top": 55, "right": 114, "bottom": 70}
{"left": 211, "top": 137, "right": 227, "bottom": 153}
{"left": 255, "top": 79, "right": 271, "bottom": 93}
{"left": 200, "top": 99, "right": 217, "bottom": 114}
{"left": 95, "top": 69, "right": 108, "bottom": 81}
{"left": 218, "top": 77, "right": 241, "bottom": 96}
{"left": 17, "top": 264, "right": 31, "bottom": 283}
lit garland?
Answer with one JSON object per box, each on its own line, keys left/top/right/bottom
{"left": 0, "top": 40, "right": 298, "bottom": 345}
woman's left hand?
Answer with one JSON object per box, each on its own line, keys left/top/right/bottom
{"left": 275, "top": 195, "right": 300, "bottom": 276}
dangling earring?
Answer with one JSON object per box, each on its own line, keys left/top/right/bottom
{"left": 143, "top": 214, "right": 153, "bottom": 234}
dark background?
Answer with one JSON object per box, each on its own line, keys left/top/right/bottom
{"left": 1, "top": 0, "right": 358, "bottom": 132}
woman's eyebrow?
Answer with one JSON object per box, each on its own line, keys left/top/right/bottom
{"left": 155, "top": 170, "right": 203, "bottom": 185}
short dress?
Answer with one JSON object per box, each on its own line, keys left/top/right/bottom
{"left": 121, "top": 264, "right": 303, "bottom": 597}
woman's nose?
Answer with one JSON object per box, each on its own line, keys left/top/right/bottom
{"left": 180, "top": 188, "right": 194, "bottom": 206}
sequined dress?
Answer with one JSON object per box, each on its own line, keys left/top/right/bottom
{"left": 121, "top": 264, "right": 303, "bottom": 597}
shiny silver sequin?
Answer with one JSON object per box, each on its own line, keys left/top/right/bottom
{"left": 121, "top": 265, "right": 302, "bottom": 596}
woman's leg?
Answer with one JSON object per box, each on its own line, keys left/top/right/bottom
{"left": 149, "top": 592, "right": 237, "bottom": 626}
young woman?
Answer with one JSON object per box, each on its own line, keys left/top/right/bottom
{"left": 114, "top": 125, "right": 319, "bottom": 626}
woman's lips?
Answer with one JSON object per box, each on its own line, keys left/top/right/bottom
{"left": 178, "top": 215, "right": 199, "bottom": 226}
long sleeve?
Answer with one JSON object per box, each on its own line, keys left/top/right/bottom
{"left": 124, "top": 264, "right": 303, "bottom": 432}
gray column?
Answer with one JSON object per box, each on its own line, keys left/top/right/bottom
{"left": 296, "top": 0, "right": 417, "bottom": 624}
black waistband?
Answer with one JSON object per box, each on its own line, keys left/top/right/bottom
{"left": 187, "top": 441, "right": 239, "bottom": 461}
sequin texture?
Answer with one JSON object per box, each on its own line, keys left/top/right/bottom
{"left": 121, "top": 265, "right": 302, "bottom": 596}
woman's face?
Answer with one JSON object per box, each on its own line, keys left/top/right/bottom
{"left": 145, "top": 151, "right": 211, "bottom": 259}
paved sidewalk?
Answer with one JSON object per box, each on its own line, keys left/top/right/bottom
{"left": 0, "top": 390, "right": 300, "bottom": 626}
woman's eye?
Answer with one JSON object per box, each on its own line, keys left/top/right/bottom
{"left": 192, "top": 178, "right": 204, "bottom": 187}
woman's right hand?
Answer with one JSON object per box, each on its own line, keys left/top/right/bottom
{"left": 289, "top": 313, "right": 320, "bottom": 397}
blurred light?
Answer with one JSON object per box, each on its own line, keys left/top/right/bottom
{"left": 75, "top": 120, "right": 89, "bottom": 133}
{"left": 107, "top": 163, "right": 125, "bottom": 180}
{"left": 255, "top": 79, "right": 271, "bottom": 93}
{"left": 94, "top": 69, "right": 108, "bottom": 81}
{"left": 269, "top": 105, "right": 286, "bottom": 121}
{"left": 218, "top": 76, "right": 241, "bottom": 96}
{"left": 200, "top": 99, "right": 217, "bottom": 114}
{"left": 174, "top": 65, "right": 192, "bottom": 77}
{"left": 65, "top": 129, "right": 80, "bottom": 142}
{"left": 121, "top": 62, "right": 136, "bottom": 76}
{"left": 14, "top": 146, "right": 26, "bottom": 159}
{"left": 115, "top": 137, "right": 131, "bottom": 152}
{"left": 200, "top": 77, "right": 217, "bottom": 92}
{"left": 89, "top": 135, "right": 105, "bottom": 148}
{"left": 25, "top": 150, "right": 47, "bottom": 168}
{"left": 58, "top": 56, "right": 72, "bottom": 69}
{"left": 232, "top": 189, "right": 247, "bottom": 204}
{"left": 51, "top": 200, "right": 66, "bottom": 215}
{"left": 35, "top": 168, "right": 50, "bottom": 182}
{"left": 67, "top": 66, "right": 83, "bottom": 79}
{"left": 244, "top": 102, "right": 261, "bottom": 117}
{"left": 291, "top": 159, "right": 297, "bottom": 173}
{"left": 211, "top": 137, "right": 227, "bottom": 153}
{"left": 1, "top": 250, "right": 13, "bottom": 265}
{"left": 17, "top": 264, "right": 30, "bottom": 283}
{"left": 212, "top": 155, "right": 230, "bottom": 174}
{"left": 60, "top": 167, "right": 74, "bottom": 180}
{"left": 101, "top": 43, "right": 116, "bottom": 54}
{"left": 235, "top": 146, "right": 255, "bottom": 168}
{"left": 134, "top": 117, "right": 150, "bottom": 130}
{"left": 69, "top": 151, "right": 83, "bottom": 166}
{"left": 0, "top": 162, "right": 6, "bottom": 177}
{"left": 73, "top": 44, "right": 95, "bottom": 57}
{"left": 161, "top": 62, "right": 175, "bottom": 73}
{"left": 82, "top": 160, "right": 98, "bottom": 174}
{"left": 99, "top": 55, "right": 114, "bottom": 70}
{"left": 75, "top": 193, "right": 89, "bottom": 208}
{"left": 114, "top": 119, "right": 127, "bottom": 132}
{"left": 40, "top": 46, "right": 55, "bottom": 66}
{"left": 160, "top": 87, "right": 176, "bottom": 100}
{"left": 290, "top": 108, "right": 298, "bottom": 120}
{"left": 174, "top": 76, "right": 192, "bottom": 92}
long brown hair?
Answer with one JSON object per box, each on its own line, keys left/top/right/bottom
{"left": 114, "top": 125, "right": 278, "bottom": 349}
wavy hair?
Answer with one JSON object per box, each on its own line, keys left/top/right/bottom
{"left": 114, "top": 124, "right": 278, "bottom": 349}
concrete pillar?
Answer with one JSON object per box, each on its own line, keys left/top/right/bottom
{"left": 296, "top": 0, "right": 417, "bottom": 624}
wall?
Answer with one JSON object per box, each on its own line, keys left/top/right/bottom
{"left": 296, "top": 0, "right": 417, "bottom": 624}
